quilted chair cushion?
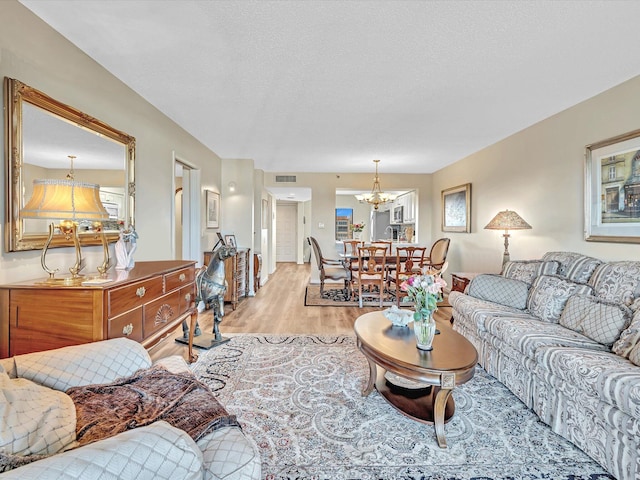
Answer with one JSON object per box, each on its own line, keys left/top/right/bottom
{"left": 541, "top": 251, "right": 602, "bottom": 284}
{"left": 0, "top": 421, "right": 203, "bottom": 480}
{"left": 535, "top": 347, "right": 640, "bottom": 420}
{"left": 483, "top": 315, "right": 607, "bottom": 359}
{"left": 14, "top": 338, "right": 152, "bottom": 392}
{"left": 467, "top": 274, "right": 530, "bottom": 310}
{"left": 197, "top": 427, "right": 262, "bottom": 480}
{"left": 501, "top": 260, "right": 559, "bottom": 285}
{"left": 560, "top": 294, "right": 633, "bottom": 347}
{"left": 588, "top": 261, "right": 640, "bottom": 311}
{"left": 0, "top": 375, "right": 76, "bottom": 458}
{"left": 527, "top": 275, "right": 593, "bottom": 323}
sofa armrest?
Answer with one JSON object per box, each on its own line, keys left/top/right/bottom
{"left": 0, "top": 421, "right": 203, "bottom": 480}
{"left": 13, "top": 338, "right": 152, "bottom": 392}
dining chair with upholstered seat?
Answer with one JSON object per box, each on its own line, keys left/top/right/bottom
{"left": 308, "top": 236, "right": 351, "bottom": 296}
{"left": 424, "top": 238, "right": 450, "bottom": 271}
{"left": 387, "top": 246, "right": 427, "bottom": 306}
{"left": 353, "top": 245, "right": 388, "bottom": 308}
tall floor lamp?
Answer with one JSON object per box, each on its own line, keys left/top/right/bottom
{"left": 484, "top": 210, "right": 532, "bottom": 265}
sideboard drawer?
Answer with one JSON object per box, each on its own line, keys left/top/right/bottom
{"left": 108, "top": 277, "right": 164, "bottom": 318}
{"left": 143, "top": 291, "right": 181, "bottom": 337}
{"left": 165, "top": 267, "right": 195, "bottom": 292}
{"left": 179, "top": 284, "right": 196, "bottom": 312}
{"left": 108, "top": 307, "right": 143, "bottom": 342}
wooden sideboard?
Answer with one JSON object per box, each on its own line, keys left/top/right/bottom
{"left": 0, "top": 260, "right": 197, "bottom": 359}
{"left": 203, "top": 248, "right": 250, "bottom": 310}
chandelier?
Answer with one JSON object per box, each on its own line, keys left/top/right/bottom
{"left": 355, "top": 159, "right": 396, "bottom": 210}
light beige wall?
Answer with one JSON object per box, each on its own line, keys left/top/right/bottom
{"left": 0, "top": 1, "right": 222, "bottom": 283}
{"left": 432, "top": 74, "right": 640, "bottom": 278}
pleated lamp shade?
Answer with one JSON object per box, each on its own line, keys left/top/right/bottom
{"left": 484, "top": 210, "right": 531, "bottom": 231}
{"left": 21, "top": 179, "right": 109, "bottom": 221}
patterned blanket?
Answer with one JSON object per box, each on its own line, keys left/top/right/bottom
{"left": 67, "top": 365, "right": 240, "bottom": 446}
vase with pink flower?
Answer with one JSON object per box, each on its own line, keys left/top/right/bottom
{"left": 400, "top": 271, "right": 447, "bottom": 350}
{"left": 351, "top": 222, "right": 365, "bottom": 240}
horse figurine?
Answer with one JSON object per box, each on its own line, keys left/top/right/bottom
{"left": 182, "top": 244, "right": 237, "bottom": 343}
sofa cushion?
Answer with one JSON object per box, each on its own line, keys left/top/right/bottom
{"left": 613, "top": 309, "right": 640, "bottom": 362}
{"left": 15, "top": 338, "right": 152, "bottom": 392}
{"left": 467, "top": 274, "right": 530, "bottom": 310}
{"left": 535, "top": 347, "right": 640, "bottom": 420}
{"left": 527, "top": 275, "right": 593, "bottom": 323}
{"left": 541, "top": 251, "right": 602, "bottom": 284}
{"left": 560, "top": 294, "right": 633, "bottom": 347}
{"left": 501, "top": 260, "right": 559, "bottom": 285}
{"left": 588, "top": 261, "right": 640, "bottom": 311}
{"left": 0, "top": 421, "right": 204, "bottom": 480}
{"left": 484, "top": 315, "right": 607, "bottom": 359}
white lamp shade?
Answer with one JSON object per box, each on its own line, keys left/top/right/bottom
{"left": 21, "top": 179, "right": 109, "bottom": 221}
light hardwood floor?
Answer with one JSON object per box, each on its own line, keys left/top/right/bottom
{"left": 149, "top": 262, "right": 452, "bottom": 362}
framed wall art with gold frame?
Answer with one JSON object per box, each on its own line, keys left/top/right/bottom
{"left": 442, "top": 183, "right": 471, "bottom": 233}
{"left": 585, "top": 128, "right": 640, "bottom": 243}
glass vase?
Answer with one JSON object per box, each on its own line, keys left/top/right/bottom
{"left": 413, "top": 310, "right": 436, "bottom": 351}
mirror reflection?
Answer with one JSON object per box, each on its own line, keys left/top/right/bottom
{"left": 5, "top": 78, "right": 136, "bottom": 252}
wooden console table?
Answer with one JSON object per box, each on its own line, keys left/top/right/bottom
{"left": 204, "top": 248, "right": 250, "bottom": 310}
{"left": 0, "top": 260, "right": 198, "bottom": 362}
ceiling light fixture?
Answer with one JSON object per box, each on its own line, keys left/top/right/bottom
{"left": 354, "top": 159, "right": 396, "bottom": 210}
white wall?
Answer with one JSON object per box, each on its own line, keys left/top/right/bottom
{"left": 0, "top": 2, "right": 223, "bottom": 283}
{"left": 432, "top": 74, "right": 640, "bottom": 279}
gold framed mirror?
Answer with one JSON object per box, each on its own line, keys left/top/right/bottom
{"left": 4, "top": 77, "right": 136, "bottom": 252}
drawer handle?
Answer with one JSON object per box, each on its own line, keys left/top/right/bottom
{"left": 184, "top": 293, "right": 191, "bottom": 303}
{"left": 122, "top": 323, "right": 134, "bottom": 336}
{"left": 179, "top": 273, "right": 186, "bottom": 282}
{"left": 136, "top": 286, "right": 146, "bottom": 298}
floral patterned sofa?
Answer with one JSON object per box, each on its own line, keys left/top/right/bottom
{"left": 0, "top": 338, "right": 261, "bottom": 480}
{"left": 449, "top": 252, "right": 640, "bottom": 480}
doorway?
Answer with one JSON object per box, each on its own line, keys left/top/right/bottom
{"left": 276, "top": 202, "right": 297, "bottom": 262}
{"left": 173, "top": 156, "right": 201, "bottom": 262}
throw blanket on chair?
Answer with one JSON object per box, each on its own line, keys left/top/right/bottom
{"left": 67, "top": 365, "right": 239, "bottom": 446}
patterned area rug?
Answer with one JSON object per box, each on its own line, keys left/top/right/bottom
{"left": 190, "top": 335, "right": 612, "bottom": 480}
{"left": 304, "top": 285, "right": 399, "bottom": 306}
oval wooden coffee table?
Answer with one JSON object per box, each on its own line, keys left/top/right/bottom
{"left": 354, "top": 311, "right": 478, "bottom": 448}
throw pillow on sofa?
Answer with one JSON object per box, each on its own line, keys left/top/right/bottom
{"left": 501, "top": 260, "right": 559, "bottom": 285}
{"left": 588, "top": 261, "right": 640, "bottom": 310}
{"left": 613, "top": 309, "right": 640, "bottom": 364}
{"left": 541, "top": 252, "right": 602, "bottom": 284}
{"left": 467, "top": 274, "right": 530, "bottom": 310}
{"left": 560, "top": 294, "right": 633, "bottom": 347}
{"left": 527, "top": 275, "right": 592, "bottom": 323}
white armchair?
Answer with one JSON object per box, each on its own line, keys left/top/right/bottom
{"left": 0, "top": 339, "right": 261, "bottom": 480}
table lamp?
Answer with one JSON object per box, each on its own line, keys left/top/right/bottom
{"left": 21, "top": 169, "right": 110, "bottom": 283}
{"left": 484, "top": 209, "right": 532, "bottom": 265}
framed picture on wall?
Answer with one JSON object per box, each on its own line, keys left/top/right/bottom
{"left": 225, "top": 234, "right": 237, "bottom": 248}
{"left": 585, "top": 128, "right": 640, "bottom": 243}
{"left": 442, "top": 183, "right": 471, "bottom": 233}
{"left": 205, "top": 190, "right": 220, "bottom": 229}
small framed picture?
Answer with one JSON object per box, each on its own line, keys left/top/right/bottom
{"left": 442, "top": 183, "right": 471, "bottom": 233}
{"left": 225, "top": 234, "right": 237, "bottom": 248}
{"left": 205, "top": 190, "right": 220, "bottom": 229}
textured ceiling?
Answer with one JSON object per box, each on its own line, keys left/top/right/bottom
{"left": 19, "top": 0, "right": 640, "bottom": 174}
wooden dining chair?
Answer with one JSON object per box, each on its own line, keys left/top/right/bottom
{"left": 424, "top": 238, "right": 450, "bottom": 271}
{"left": 353, "top": 245, "right": 388, "bottom": 308}
{"left": 308, "top": 236, "right": 351, "bottom": 296}
{"left": 342, "top": 239, "right": 364, "bottom": 276}
{"left": 388, "top": 246, "right": 427, "bottom": 306}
